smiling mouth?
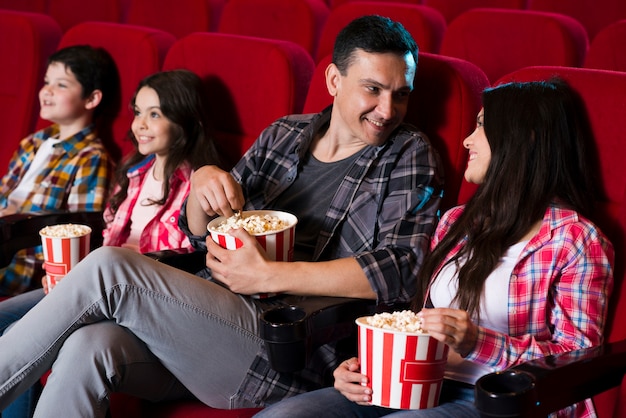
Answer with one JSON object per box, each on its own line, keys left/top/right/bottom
{"left": 366, "top": 117, "right": 386, "bottom": 128}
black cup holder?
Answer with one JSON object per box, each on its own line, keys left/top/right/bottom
{"left": 260, "top": 306, "right": 308, "bottom": 373}
{"left": 475, "top": 370, "right": 537, "bottom": 417}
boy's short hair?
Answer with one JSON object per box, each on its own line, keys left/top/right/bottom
{"left": 332, "top": 15, "right": 418, "bottom": 76}
{"left": 48, "top": 45, "right": 121, "bottom": 121}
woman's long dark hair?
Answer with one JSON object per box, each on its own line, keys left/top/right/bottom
{"left": 413, "top": 79, "right": 597, "bottom": 318}
{"left": 108, "top": 69, "right": 220, "bottom": 214}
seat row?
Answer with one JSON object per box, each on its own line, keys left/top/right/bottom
{"left": 2, "top": 0, "right": 626, "bottom": 39}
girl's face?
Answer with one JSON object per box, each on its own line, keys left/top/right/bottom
{"left": 39, "top": 62, "right": 93, "bottom": 126}
{"left": 463, "top": 109, "right": 491, "bottom": 184}
{"left": 131, "top": 86, "right": 175, "bottom": 157}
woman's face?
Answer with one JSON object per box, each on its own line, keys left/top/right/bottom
{"left": 463, "top": 109, "right": 491, "bottom": 184}
{"left": 131, "top": 86, "right": 175, "bottom": 157}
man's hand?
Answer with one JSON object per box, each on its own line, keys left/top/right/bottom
{"left": 186, "top": 165, "right": 245, "bottom": 235}
{"left": 205, "top": 226, "right": 273, "bottom": 295}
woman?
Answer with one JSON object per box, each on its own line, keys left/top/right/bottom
{"left": 255, "top": 79, "right": 614, "bottom": 418}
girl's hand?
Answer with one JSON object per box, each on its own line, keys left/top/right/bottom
{"left": 333, "top": 357, "right": 372, "bottom": 405}
{"left": 418, "top": 308, "right": 479, "bottom": 357}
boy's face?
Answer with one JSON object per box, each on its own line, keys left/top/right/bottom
{"left": 326, "top": 49, "right": 415, "bottom": 148}
{"left": 39, "top": 62, "right": 92, "bottom": 126}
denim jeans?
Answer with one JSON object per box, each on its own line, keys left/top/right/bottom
{"left": 255, "top": 381, "right": 480, "bottom": 418}
{"left": 0, "top": 288, "right": 45, "bottom": 333}
{"left": 1, "top": 288, "right": 46, "bottom": 418}
{"left": 0, "top": 246, "right": 264, "bottom": 417}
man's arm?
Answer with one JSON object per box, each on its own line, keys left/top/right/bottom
{"left": 204, "top": 227, "right": 377, "bottom": 299}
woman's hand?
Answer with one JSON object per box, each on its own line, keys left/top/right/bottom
{"left": 333, "top": 357, "right": 372, "bottom": 405}
{"left": 418, "top": 308, "right": 479, "bottom": 357}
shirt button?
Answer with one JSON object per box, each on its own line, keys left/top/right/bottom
{"left": 169, "top": 216, "right": 176, "bottom": 223}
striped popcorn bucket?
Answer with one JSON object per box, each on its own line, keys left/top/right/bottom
{"left": 208, "top": 210, "right": 297, "bottom": 298}
{"left": 356, "top": 316, "right": 449, "bottom": 409}
{"left": 39, "top": 224, "right": 91, "bottom": 291}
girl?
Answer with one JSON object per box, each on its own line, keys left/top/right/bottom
{"left": 101, "top": 69, "right": 220, "bottom": 253}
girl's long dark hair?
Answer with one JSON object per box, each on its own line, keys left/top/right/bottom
{"left": 108, "top": 70, "right": 220, "bottom": 213}
{"left": 413, "top": 79, "right": 597, "bottom": 318}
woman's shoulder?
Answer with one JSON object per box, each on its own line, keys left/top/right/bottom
{"left": 545, "top": 204, "right": 613, "bottom": 249}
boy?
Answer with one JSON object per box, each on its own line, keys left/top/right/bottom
{"left": 0, "top": 45, "right": 120, "bottom": 295}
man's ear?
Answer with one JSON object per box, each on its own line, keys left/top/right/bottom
{"left": 84, "top": 89, "right": 103, "bottom": 110}
{"left": 325, "top": 63, "right": 340, "bottom": 97}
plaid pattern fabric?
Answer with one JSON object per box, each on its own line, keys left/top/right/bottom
{"left": 0, "top": 125, "right": 110, "bottom": 295}
{"left": 428, "top": 204, "right": 614, "bottom": 418}
{"left": 103, "top": 155, "right": 193, "bottom": 252}
{"left": 179, "top": 108, "right": 444, "bottom": 406}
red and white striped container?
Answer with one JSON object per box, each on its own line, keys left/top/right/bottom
{"left": 208, "top": 210, "right": 297, "bottom": 298}
{"left": 39, "top": 224, "right": 91, "bottom": 290}
{"left": 356, "top": 316, "right": 449, "bottom": 409}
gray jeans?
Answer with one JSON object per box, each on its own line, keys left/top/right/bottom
{"left": 0, "top": 246, "right": 264, "bottom": 416}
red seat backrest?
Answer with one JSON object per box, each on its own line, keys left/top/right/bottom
{"left": 303, "top": 52, "right": 489, "bottom": 211}
{"left": 0, "top": 10, "right": 61, "bottom": 172}
{"left": 492, "top": 66, "right": 626, "bottom": 418}
{"left": 51, "top": 22, "right": 176, "bottom": 160}
{"left": 440, "top": 8, "right": 589, "bottom": 83}
{"left": 584, "top": 19, "right": 626, "bottom": 72}
{"left": 162, "top": 32, "right": 315, "bottom": 168}
{"left": 0, "top": 0, "right": 46, "bottom": 13}
{"left": 316, "top": 2, "right": 447, "bottom": 62}
{"left": 422, "top": 0, "right": 526, "bottom": 23}
{"left": 47, "top": 0, "right": 122, "bottom": 32}
{"left": 329, "top": 0, "right": 417, "bottom": 9}
{"left": 125, "top": 0, "right": 215, "bottom": 38}
{"left": 217, "top": 0, "right": 330, "bottom": 58}
{"left": 528, "top": 0, "right": 626, "bottom": 40}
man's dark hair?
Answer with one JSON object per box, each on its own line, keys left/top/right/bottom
{"left": 332, "top": 15, "right": 418, "bottom": 75}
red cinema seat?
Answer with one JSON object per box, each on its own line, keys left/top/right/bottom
{"left": 0, "top": 0, "right": 46, "bottom": 13}
{"left": 422, "top": 0, "right": 525, "bottom": 23}
{"left": 304, "top": 52, "right": 489, "bottom": 211}
{"left": 316, "top": 2, "right": 446, "bottom": 62}
{"left": 47, "top": 0, "right": 122, "bottom": 32}
{"left": 329, "top": 0, "right": 418, "bottom": 9}
{"left": 162, "top": 32, "right": 315, "bottom": 168}
{"left": 0, "top": 10, "right": 61, "bottom": 173}
{"left": 440, "top": 8, "right": 589, "bottom": 83}
{"left": 217, "top": 0, "right": 330, "bottom": 58}
{"left": 528, "top": 0, "right": 626, "bottom": 40}
{"left": 52, "top": 21, "right": 176, "bottom": 160}
{"left": 585, "top": 19, "right": 626, "bottom": 72}
{"left": 125, "top": 0, "right": 217, "bottom": 38}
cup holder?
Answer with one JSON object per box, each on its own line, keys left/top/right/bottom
{"left": 260, "top": 306, "right": 308, "bottom": 373}
{"left": 475, "top": 370, "right": 537, "bottom": 417}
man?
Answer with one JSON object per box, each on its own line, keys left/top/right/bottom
{"left": 0, "top": 15, "right": 443, "bottom": 416}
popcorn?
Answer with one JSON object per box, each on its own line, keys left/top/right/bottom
{"left": 366, "top": 310, "right": 424, "bottom": 333}
{"left": 212, "top": 213, "right": 289, "bottom": 235}
{"left": 39, "top": 223, "right": 91, "bottom": 238}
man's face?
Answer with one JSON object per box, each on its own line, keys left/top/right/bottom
{"left": 327, "top": 49, "right": 416, "bottom": 147}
